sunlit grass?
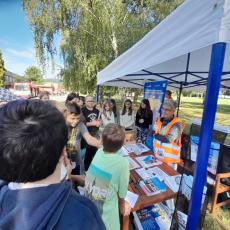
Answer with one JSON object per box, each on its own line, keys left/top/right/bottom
{"left": 203, "top": 207, "right": 230, "bottom": 230}
{"left": 179, "top": 97, "right": 230, "bottom": 144}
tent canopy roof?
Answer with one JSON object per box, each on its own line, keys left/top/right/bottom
{"left": 97, "top": 0, "right": 230, "bottom": 90}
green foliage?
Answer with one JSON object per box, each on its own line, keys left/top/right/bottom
{"left": 0, "top": 50, "right": 5, "bottom": 88}
{"left": 14, "top": 76, "right": 25, "bottom": 83}
{"left": 182, "top": 90, "right": 192, "bottom": 97}
{"left": 223, "top": 90, "right": 230, "bottom": 96}
{"left": 23, "top": 0, "right": 183, "bottom": 93}
{"left": 24, "top": 66, "right": 44, "bottom": 83}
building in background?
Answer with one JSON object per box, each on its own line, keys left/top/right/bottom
{"left": 4, "top": 70, "right": 24, "bottom": 89}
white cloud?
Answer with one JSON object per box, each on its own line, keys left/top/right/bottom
{"left": 2, "top": 44, "right": 63, "bottom": 79}
{"left": 5, "top": 59, "right": 62, "bottom": 79}
{"left": 7, "top": 48, "right": 35, "bottom": 59}
{"left": 6, "top": 62, "right": 31, "bottom": 76}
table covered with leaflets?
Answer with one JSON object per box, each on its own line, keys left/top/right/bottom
{"left": 120, "top": 143, "right": 181, "bottom": 230}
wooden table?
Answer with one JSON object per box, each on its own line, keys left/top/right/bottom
{"left": 121, "top": 152, "right": 179, "bottom": 230}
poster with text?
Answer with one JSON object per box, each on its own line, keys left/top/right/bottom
{"left": 144, "top": 81, "right": 168, "bottom": 123}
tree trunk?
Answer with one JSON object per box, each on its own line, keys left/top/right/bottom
{"left": 133, "top": 91, "right": 138, "bottom": 103}
{"left": 111, "top": 30, "right": 118, "bottom": 58}
{"left": 110, "top": 13, "right": 118, "bottom": 59}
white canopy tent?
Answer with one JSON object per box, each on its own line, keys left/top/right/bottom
{"left": 97, "top": 0, "right": 230, "bottom": 229}
{"left": 97, "top": 0, "right": 230, "bottom": 91}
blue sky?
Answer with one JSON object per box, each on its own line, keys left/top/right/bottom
{"left": 0, "top": 0, "right": 62, "bottom": 78}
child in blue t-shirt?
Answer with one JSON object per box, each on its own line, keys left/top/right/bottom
{"left": 84, "top": 124, "right": 131, "bottom": 230}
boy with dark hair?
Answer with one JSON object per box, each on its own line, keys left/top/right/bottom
{"left": 65, "top": 92, "right": 80, "bottom": 105}
{"left": 65, "top": 103, "right": 101, "bottom": 175}
{"left": 0, "top": 100, "right": 105, "bottom": 230}
{"left": 84, "top": 124, "right": 131, "bottom": 230}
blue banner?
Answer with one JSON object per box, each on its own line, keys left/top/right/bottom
{"left": 144, "top": 81, "right": 168, "bottom": 122}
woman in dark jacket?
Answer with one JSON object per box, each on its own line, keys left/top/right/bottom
{"left": 110, "top": 99, "right": 120, "bottom": 124}
{"left": 135, "top": 99, "right": 153, "bottom": 143}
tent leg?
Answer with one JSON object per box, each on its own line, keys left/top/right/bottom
{"left": 176, "top": 83, "right": 183, "bottom": 117}
{"left": 186, "top": 43, "right": 226, "bottom": 230}
{"left": 96, "top": 85, "right": 100, "bottom": 103}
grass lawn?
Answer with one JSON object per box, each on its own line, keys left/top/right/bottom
{"left": 178, "top": 97, "right": 230, "bottom": 143}
{"left": 203, "top": 207, "right": 230, "bottom": 230}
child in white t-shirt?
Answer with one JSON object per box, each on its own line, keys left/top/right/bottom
{"left": 120, "top": 99, "right": 135, "bottom": 129}
{"left": 101, "top": 100, "right": 115, "bottom": 127}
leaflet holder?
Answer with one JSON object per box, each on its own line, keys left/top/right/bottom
{"left": 170, "top": 174, "right": 209, "bottom": 230}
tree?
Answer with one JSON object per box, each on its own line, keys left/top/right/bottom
{"left": 14, "top": 76, "right": 25, "bottom": 83}
{"left": 223, "top": 90, "right": 230, "bottom": 96}
{"left": 23, "top": 0, "right": 183, "bottom": 93}
{"left": 0, "top": 50, "right": 5, "bottom": 88}
{"left": 24, "top": 66, "right": 44, "bottom": 83}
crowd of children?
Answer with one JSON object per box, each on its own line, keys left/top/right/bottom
{"left": 0, "top": 89, "right": 182, "bottom": 230}
{"left": 59, "top": 91, "right": 183, "bottom": 229}
{"left": 61, "top": 93, "right": 155, "bottom": 175}
{"left": 58, "top": 93, "right": 153, "bottom": 229}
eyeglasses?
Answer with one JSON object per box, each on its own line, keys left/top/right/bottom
{"left": 86, "top": 101, "right": 94, "bottom": 103}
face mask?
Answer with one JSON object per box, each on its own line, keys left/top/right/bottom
{"left": 60, "top": 162, "right": 67, "bottom": 181}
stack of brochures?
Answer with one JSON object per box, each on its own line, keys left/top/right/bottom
{"left": 135, "top": 167, "right": 169, "bottom": 181}
{"left": 118, "top": 146, "right": 130, "bottom": 157}
{"left": 123, "top": 143, "right": 150, "bottom": 155}
{"left": 126, "top": 156, "right": 141, "bottom": 170}
{"left": 133, "top": 203, "right": 172, "bottom": 230}
{"left": 164, "top": 175, "right": 182, "bottom": 193}
{"left": 176, "top": 211, "right": 187, "bottom": 230}
{"left": 138, "top": 177, "right": 167, "bottom": 196}
{"left": 135, "top": 155, "right": 162, "bottom": 168}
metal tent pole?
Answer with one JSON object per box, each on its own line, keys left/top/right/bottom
{"left": 176, "top": 53, "right": 190, "bottom": 116}
{"left": 186, "top": 42, "right": 226, "bottom": 230}
{"left": 176, "top": 82, "right": 183, "bottom": 117}
{"left": 96, "top": 85, "right": 100, "bottom": 103}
